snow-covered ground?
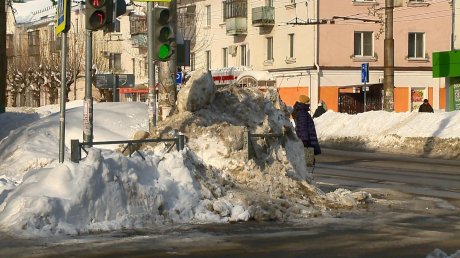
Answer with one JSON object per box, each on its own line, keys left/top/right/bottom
{"left": 1, "top": 82, "right": 459, "bottom": 238}
{"left": 316, "top": 109, "right": 460, "bottom": 159}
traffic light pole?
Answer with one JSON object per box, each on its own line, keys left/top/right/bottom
{"left": 84, "top": 30, "right": 94, "bottom": 146}
{"left": 59, "top": 32, "right": 68, "bottom": 163}
{"left": 0, "top": 0, "right": 6, "bottom": 114}
{"left": 148, "top": 2, "right": 157, "bottom": 129}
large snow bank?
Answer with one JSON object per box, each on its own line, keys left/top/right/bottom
{"left": 315, "top": 111, "right": 460, "bottom": 159}
{"left": 0, "top": 77, "right": 369, "bottom": 237}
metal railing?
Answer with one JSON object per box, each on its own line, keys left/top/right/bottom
{"left": 244, "top": 129, "right": 284, "bottom": 160}
{"left": 70, "top": 134, "right": 186, "bottom": 163}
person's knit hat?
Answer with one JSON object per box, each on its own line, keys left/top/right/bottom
{"left": 299, "top": 95, "right": 310, "bottom": 104}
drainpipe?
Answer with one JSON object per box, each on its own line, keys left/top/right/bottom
{"left": 313, "top": 0, "right": 320, "bottom": 110}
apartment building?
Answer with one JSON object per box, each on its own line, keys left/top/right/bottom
{"left": 319, "top": 0, "right": 451, "bottom": 113}
{"left": 186, "top": 0, "right": 320, "bottom": 107}
{"left": 7, "top": 1, "right": 152, "bottom": 106}
{"left": 189, "top": 0, "right": 452, "bottom": 113}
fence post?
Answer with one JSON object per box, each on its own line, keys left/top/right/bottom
{"left": 70, "top": 139, "right": 81, "bottom": 163}
{"left": 177, "top": 134, "right": 185, "bottom": 151}
{"left": 244, "top": 129, "right": 253, "bottom": 160}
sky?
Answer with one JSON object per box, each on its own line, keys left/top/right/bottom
{"left": 1, "top": 80, "right": 460, "bottom": 238}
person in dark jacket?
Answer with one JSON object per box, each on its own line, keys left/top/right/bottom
{"left": 292, "top": 95, "right": 321, "bottom": 166}
{"left": 418, "top": 99, "right": 434, "bottom": 113}
{"left": 313, "top": 101, "right": 326, "bottom": 118}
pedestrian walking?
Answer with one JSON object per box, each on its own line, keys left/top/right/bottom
{"left": 313, "top": 100, "right": 327, "bottom": 118}
{"left": 292, "top": 95, "right": 321, "bottom": 167}
{"left": 418, "top": 99, "right": 434, "bottom": 113}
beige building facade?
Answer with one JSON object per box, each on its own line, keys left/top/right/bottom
{"left": 188, "top": 0, "right": 453, "bottom": 113}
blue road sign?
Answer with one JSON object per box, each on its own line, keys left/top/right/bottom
{"left": 176, "top": 72, "right": 183, "bottom": 84}
{"left": 361, "top": 63, "right": 369, "bottom": 84}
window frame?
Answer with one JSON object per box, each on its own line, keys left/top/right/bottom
{"left": 266, "top": 37, "right": 273, "bottom": 61}
{"left": 288, "top": 33, "right": 295, "bottom": 58}
{"left": 240, "top": 44, "right": 247, "bottom": 66}
{"left": 408, "top": 32, "right": 426, "bottom": 59}
{"left": 353, "top": 31, "right": 374, "bottom": 58}
{"left": 206, "top": 50, "right": 211, "bottom": 70}
{"left": 222, "top": 47, "right": 228, "bottom": 68}
{"left": 206, "top": 5, "right": 211, "bottom": 27}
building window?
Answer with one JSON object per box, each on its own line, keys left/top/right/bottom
{"left": 222, "top": 1, "right": 226, "bottom": 22}
{"left": 28, "top": 30, "right": 40, "bottom": 46}
{"left": 206, "top": 5, "right": 211, "bottom": 26}
{"left": 6, "top": 34, "right": 13, "bottom": 50}
{"left": 109, "top": 53, "right": 122, "bottom": 70}
{"left": 408, "top": 32, "right": 425, "bottom": 59}
{"left": 354, "top": 31, "right": 373, "bottom": 57}
{"left": 224, "top": 0, "right": 248, "bottom": 19}
{"left": 191, "top": 52, "right": 196, "bottom": 71}
{"left": 143, "top": 58, "right": 148, "bottom": 76}
{"left": 240, "top": 45, "right": 247, "bottom": 66}
{"left": 114, "top": 19, "right": 121, "bottom": 33}
{"left": 266, "top": 37, "right": 273, "bottom": 61}
{"left": 222, "top": 48, "right": 228, "bottom": 68}
{"left": 206, "top": 50, "right": 211, "bottom": 70}
{"left": 266, "top": 0, "right": 273, "bottom": 7}
{"left": 288, "top": 33, "right": 294, "bottom": 58}
{"left": 49, "top": 24, "right": 55, "bottom": 42}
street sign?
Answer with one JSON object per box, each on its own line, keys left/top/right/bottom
{"left": 94, "top": 74, "right": 135, "bottom": 89}
{"left": 56, "top": 0, "right": 71, "bottom": 34}
{"left": 176, "top": 72, "right": 183, "bottom": 84}
{"left": 361, "top": 63, "right": 369, "bottom": 84}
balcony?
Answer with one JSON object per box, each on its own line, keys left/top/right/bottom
{"left": 252, "top": 6, "right": 275, "bottom": 27}
{"left": 130, "top": 34, "right": 147, "bottom": 48}
{"left": 226, "top": 17, "right": 247, "bottom": 35}
{"left": 130, "top": 16, "right": 147, "bottom": 35}
{"left": 224, "top": 0, "right": 248, "bottom": 35}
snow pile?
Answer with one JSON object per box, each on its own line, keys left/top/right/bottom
{"left": 315, "top": 111, "right": 460, "bottom": 159}
{"left": 0, "top": 74, "right": 368, "bottom": 237}
{"left": 426, "top": 248, "right": 460, "bottom": 258}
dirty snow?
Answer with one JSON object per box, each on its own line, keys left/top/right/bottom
{"left": 1, "top": 73, "right": 459, "bottom": 237}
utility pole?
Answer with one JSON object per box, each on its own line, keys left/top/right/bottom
{"left": 383, "top": 0, "right": 394, "bottom": 112}
{"left": 147, "top": 2, "right": 157, "bottom": 129}
{"left": 0, "top": 0, "right": 7, "bottom": 113}
{"left": 158, "top": 0, "right": 177, "bottom": 120}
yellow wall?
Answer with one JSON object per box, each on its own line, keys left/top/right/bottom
{"left": 394, "top": 87, "right": 409, "bottom": 112}
{"left": 320, "top": 87, "right": 339, "bottom": 112}
{"left": 439, "top": 88, "right": 446, "bottom": 109}
{"left": 278, "top": 87, "right": 309, "bottom": 106}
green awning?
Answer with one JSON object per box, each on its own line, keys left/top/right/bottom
{"left": 432, "top": 50, "right": 460, "bottom": 78}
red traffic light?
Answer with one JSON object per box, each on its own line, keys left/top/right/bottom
{"left": 89, "top": 11, "right": 106, "bottom": 29}
{"left": 89, "top": 0, "right": 106, "bottom": 8}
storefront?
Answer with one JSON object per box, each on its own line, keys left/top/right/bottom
{"left": 433, "top": 50, "right": 460, "bottom": 111}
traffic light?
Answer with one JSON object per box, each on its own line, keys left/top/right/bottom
{"left": 153, "top": 6, "right": 174, "bottom": 62}
{"left": 86, "top": 0, "right": 113, "bottom": 31}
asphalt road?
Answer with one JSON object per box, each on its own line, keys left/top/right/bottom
{"left": 3, "top": 148, "right": 460, "bottom": 258}
{"left": 314, "top": 148, "right": 460, "bottom": 199}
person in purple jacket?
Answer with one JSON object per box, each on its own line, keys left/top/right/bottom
{"left": 292, "top": 95, "right": 321, "bottom": 166}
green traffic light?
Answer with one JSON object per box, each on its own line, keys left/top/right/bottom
{"left": 158, "top": 44, "right": 171, "bottom": 60}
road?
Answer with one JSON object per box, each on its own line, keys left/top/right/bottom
{"left": 3, "top": 149, "right": 460, "bottom": 258}
{"left": 314, "top": 148, "right": 460, "bottom": 199}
